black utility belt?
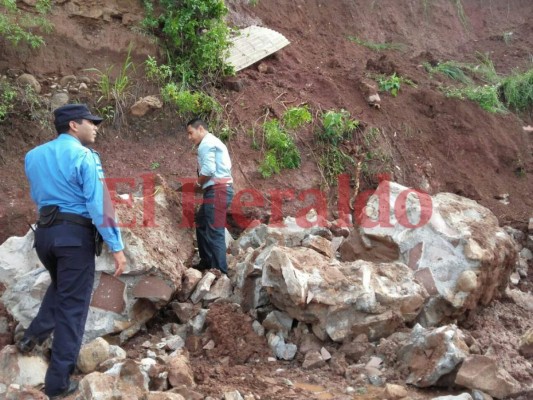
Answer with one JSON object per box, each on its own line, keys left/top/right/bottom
{"left": 37, "top": 205, "right": 93, "bottom": 229}
{"left": 37, "top": 205, "right": 104, "bottom": 256}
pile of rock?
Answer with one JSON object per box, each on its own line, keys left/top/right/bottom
{"left": 0, "top": 181, "right": 530, "bottom": 399}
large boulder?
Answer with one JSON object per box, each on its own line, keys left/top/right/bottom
{"left": 1, "top": 184, "right": 194, "bottom": 343}
{"left": 359, "top": 181, "right": 516, "bottom": 326}
{"left": 261, "top": 245, "right": 428, "bottom": 342}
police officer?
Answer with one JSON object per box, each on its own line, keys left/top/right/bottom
{"left": 186, "top": 118, "right": 234, "bottom": 274}
{"left": 18, "top": 104, "right": 127, "bottom": 398}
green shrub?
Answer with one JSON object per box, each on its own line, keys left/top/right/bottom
{"left": 142, "top": 0, "right": 232, "bottom": 87}
{"left": 318, "top": 109, "right": 359, "bottom": 145}
{"left": 501, "top": 68, "right": 533, "bottom": 111}
{"left": 282, "top": 106, "right": 312, "bottom": 130}
{"left": 0, "top": 0, "right": 53, "bottom": 48}
{"left": 162, "top": 83, "right": 221, "bottom": 117}
{"left": 258, "top": 119, "right": 301, "bottom": 178}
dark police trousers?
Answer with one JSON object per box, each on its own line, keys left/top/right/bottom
{"left": 24, "top": 221, "right": 95, "bottom": 396}
{"left": 195, "top": 184, "right": 234, "bottom": 274}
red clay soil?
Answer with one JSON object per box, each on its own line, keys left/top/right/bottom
{"left": 1, "top": 0, "right": 532, "bottom": 245}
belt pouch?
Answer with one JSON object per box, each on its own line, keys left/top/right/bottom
{"left": 38, "top": 205, "right": 59, "bottom": 227}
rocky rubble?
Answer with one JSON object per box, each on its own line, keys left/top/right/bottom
{"left": 0, "top": 184, "right": 194, "bottom": 344}
{"left": 0, "top": 182, "right": 531, "bottom": 398}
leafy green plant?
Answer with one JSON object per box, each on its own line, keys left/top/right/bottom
{"left": 501, "top": 68, "right": 533, "bottom": 111}
{"left": 162, "top": 83, "right": 221, "bottom": 117}
{"left": 258, "top": 119, "right": 301, "bottom": 178}
{"left": 258, "top": 150, "right": 280, "bottom": 178}
{"left": 150, "top": 161, "right": 161, "bottom": 170}
{"left": 318, "top": 109, "right": 359, "bottom": 145}
{"left": 0, "top": 80, "right": 17, "bottom": 121}
{"left": 145, "top": 56, "right": 174, "bottom": 83}
{"left": 348, "top": 36, "right": 405, "bottom": 52}
{"left": 141, "top": 0, "right": 233, "bottom": 87}
{"left": 282, "top": 106, "right": 312, "bottom": 130}
{"left": 0, "top": 0, "right": 53, "bottom": 48}
{"left": 94, "top": 105, "right": 116, "bottom": 121}
{"left": 378, "top": 73, "right": 402, "bottom": 97}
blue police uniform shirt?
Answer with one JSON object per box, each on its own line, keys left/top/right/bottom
{"left": 25, "top": 134, "right": 124, "bottom": 252}
{"left": 197, "top": 132, "right": 233, "bottom": 189}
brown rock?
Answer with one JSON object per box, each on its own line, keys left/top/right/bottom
{"left": 455, "top": 355, "right": 521, "bottom": 399}
{"left": 166, "top": 354, "right": 195, "bottom": 388}
{"left": 222, "top": 77, "right": 245, "bottom": 92}
{"left": 384, "top": 383, "right": 408, "bottom": 399}
{"left": 298, "top": 333, "right": 322, "bottom": 355}
{"left": 131, "top": 96, "right": 163, "bottom": 117}
{"left": 302, "top": 235, "right": 334, "bottom": 258}
{"left": 178, "top": 269, "right": 203, "bottom": 301}
{"left": 16, "top": 74, "right": 41, "bottom": 94}
{"left": 170, "top": 301, "right": 201, "bottom": 323}
{"left": 132, "top": 275, "right": 174, "bottom": 303}
{"left": 339, "top": 229, "right": 399, "bottom": 263}
{"left": 302, "top": 350, "right": 326, "bottom": 369}
{"left": 257, "top": 62, "right": 271, "bottom": 73}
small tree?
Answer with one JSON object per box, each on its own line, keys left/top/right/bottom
{"left": 0, "top": 0, "right": 53, "bottom": 48}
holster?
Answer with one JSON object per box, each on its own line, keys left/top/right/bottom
{"left": 94, "top": 228, "right": 104, "bottom": 257}
{"left": 38, "top": 205, "right": 60, "bottom": 227}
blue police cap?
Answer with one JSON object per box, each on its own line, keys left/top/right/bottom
{"left": 54, "top": 104, "right": 103, "bottom": 127}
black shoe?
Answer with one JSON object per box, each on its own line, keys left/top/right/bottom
{"left": 48, "top": 381, "right": 79, "bottom": 399}
{"left": 192, "top": 259, "right": 211, "bottom": 271}
{"left": 16, "top": 336, "right": 38, "bottom": 354}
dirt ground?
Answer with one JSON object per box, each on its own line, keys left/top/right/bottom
{"left": 1, "top": 0, "right": 532, "bottom": 399}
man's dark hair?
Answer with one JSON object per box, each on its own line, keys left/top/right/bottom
{"left": 186, "top": 117, "right": 208, "bottom": 130}
{"left": 55, "top": 119, "right": 83, "bottom": 135}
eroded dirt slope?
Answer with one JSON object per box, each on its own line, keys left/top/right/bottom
{"left": 0, "top": 0, "right": 532, "bottom": 241}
